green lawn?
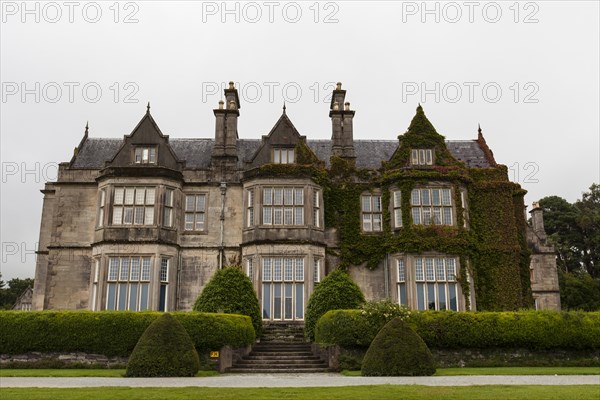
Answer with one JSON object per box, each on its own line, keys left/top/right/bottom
{"left": 1, "top": 386, "right": 599, "bottom": 400}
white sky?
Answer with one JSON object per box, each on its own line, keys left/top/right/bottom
{"left": 1, "top": 0, "right": 599, "bottom": 281}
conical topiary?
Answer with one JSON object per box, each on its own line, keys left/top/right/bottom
{"left": 361, "top": 317, "right": 436, "bottom": 376}
{"left": 193, "top": 266, "right": 262, "bottom": 336}
{"left": 305, "top": 269, "right": 365, "bottom": 341}
{"left": 126, "top": 313, "right": 200, "bottom": 377}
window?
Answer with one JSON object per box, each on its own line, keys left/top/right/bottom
{"left": 273, "top": 148, "right": 295, "bottom": 164}
{"left": 410, "top": 188, "right": 453, "bottom": 225}
{"left": 392, "top": 190, "right": 402, "bottom": 228}
{"left": 159, "top": 258, "right": 169, "bottom": 312}
{"left": 246, "top": 259, "right": 253, "bottom": 279}
{"left": 313, "top": 259, "right": 321, "bottom": 285}
{"left": 135, "top": 147, "right": 157, "bottom": 164}
{"left": 409, "top": 257, "right": 458, "bottom": 311}
{"left": 397, "top": 259, "right": 407, "bottom": 306}
{"left": 361, "top": 194, "right": 382, "bottom": 232}
{"left": 97, "top": 189, "right": 106, "bottom": 227}
{"left": 262, "top": 257, "right": 304, "bottom": 320}
{"left": 112, "top": 187, "right": 155, "bottom": 226}
{"left": 262, "top": 187, "right": 304, "bottom": 226}
{"left": 106, "top": 256, "right": 152, "bottom": 311}
{"left": 163, "top": 188, "right": 174, "bottom": 228}
{"left": 91, "top": 259, "right": 100, "bottom": 311}
{"left": 185, "top": 194, "right": 206, "bottom": 231}
{"left": 411, "top": 149, "right": 433, "bottom": 166}
{"left": 313, "top": 189, "right": 321, "bottom": 228}
{"left": 247, "top": 189, "right": 254, "bottom": 227}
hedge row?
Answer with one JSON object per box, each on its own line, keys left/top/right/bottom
{"left": 0, "top": 311, "right": 255, "bottom": 357}
{"left": 316, "top": 310, "right": 600, "bottom": 350}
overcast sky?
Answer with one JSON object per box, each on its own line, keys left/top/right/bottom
{"left": 1, "top": 0, "right": 599, "bottom": 282}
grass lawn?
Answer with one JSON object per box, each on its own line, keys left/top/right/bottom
{"left": 1, "top": 386, "right": 599, "bottom": 400}
{"left": 339, "top": 367, "right": 600, "bottom": 376}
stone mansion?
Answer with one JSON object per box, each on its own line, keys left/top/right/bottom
{"left": 32, "top": 82, "right": 560, "bottom": 319}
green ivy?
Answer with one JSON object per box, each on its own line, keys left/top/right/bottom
{"left": 247, "top": 106, "right": 533, "bottom": 311}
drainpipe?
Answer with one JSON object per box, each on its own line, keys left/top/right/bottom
{"left": 219, "top": 182, "right": 227, "bottom": 269}
{"left": 176, "top": 251, "right": 182, "bottom": 310}
{"left": 383, "top": 254, "right": 389, "bottom": 299}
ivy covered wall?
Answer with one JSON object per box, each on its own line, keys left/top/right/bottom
{"left": 249, "top": 106, "right": 534, "bottom": 311}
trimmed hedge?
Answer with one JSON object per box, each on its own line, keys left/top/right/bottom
{"left": 126, "top": 313, "right": 199, "bottom": 377}
{"left": 0, "top": 311, "right": 255, "bottom": 357}
{"left": 316, "top": 310, "right": 600, "bottom": 350}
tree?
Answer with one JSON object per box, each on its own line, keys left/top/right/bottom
{"left": 305, "top": 269, "right": 365, "bottom": 341}
{"left": 575, "top": 184, "right": 600, "bottom": 279}
{"left": 539, "top": 184, "right": 600, "bottom": 310}
{"left": 0, "top": 277, "right": 34, "bottom": 309}
{"left": 193, "top": 266, "right": 262, "bottom": 336}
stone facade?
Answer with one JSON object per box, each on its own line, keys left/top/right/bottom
{"left": 33, "top": 82, "right": 560, "bottom": 319}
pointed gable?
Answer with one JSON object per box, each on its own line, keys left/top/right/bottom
{"left": 388, "top": 105, "right": 461, "bottom": 169}
{"left": 247, "top": 111, "right": 319, "bottom": 168}
{"left": 106, "top": 108, "right": 184, "bottom": 171}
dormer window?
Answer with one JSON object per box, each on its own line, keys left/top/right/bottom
{"left": 411, "top": 149, "right": 433, "bottom": 166}
{"left": 135, "top": 147, "right": 157, "bottom": 164}
{"left": 273, "top": 148, "right": 295, "bottom": 164}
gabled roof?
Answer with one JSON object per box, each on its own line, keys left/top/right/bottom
{"left": 69, "top": 137, "right": 491, "bottom": 170}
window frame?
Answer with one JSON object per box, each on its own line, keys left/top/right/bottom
{"left": 111, "top": 186, "right": 155, "bottom": 226}
{"left": 273, "top": 148, "right": 295, "bottom": 164}
{"left": 361, "top": 193, "right": 383, "bottom": 232}
{"left": 106, "top": 256, "right": 152, "bottom": 312}
{"left": 184, "top": 193, "right": 207, "bottom": 232}
{"left": 134, "top": 146, "right": 157, "bottom": 165}
{"left": 261, "top": 256, "right": 305, "bottom": 321}
{"left": 392, "top": 190, "right": 402, "bottom": 229}
{"left": 410, "top": 187, "right": 454, "bottom": 226}
{"left": 411, "top": 149, "right": 434, "bottom": 166}
{"left": 397, "top": 255, "right": 460, "bottom": 311}
{"left": 261, "top": 186, "right": 305, "bottom": 226}
{"left": 163, "top": 188, "right": 175, "bottom": 228}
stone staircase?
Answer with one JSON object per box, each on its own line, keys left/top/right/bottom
{"left": 227, "top": 323, "right": 329, "bottom": 373}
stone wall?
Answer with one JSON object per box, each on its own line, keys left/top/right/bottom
{"left": 0, "top": 352, "right": 127, "bottom": 368}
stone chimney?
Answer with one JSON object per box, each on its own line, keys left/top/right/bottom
{"left": 212, "top": 81, "right": 240, "bottom": 160}
{"left": 329, "top": 82, "right": 356, "bottom": 159}
{"left": 530, "top": 201, "right": 547, "bottom": 241}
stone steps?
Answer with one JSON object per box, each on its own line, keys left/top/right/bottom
{"left": 227, "top": 323, "right": 329, "bottom": 373}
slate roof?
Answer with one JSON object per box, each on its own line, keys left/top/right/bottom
{"left": 70, "top": 137, "right": 491, "bottom": 170}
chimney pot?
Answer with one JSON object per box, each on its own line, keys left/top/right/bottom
{"left": 218, "top": 100, "right": 224, "bottom": 109}
{"left": 336, "top": 82, "right": 342, "bottom": 90}
{"left": 229, "top": 81, "right": 235, "bottom": 90}
{"left": 229, "top": 100, "right": 236, "bottom": 110}
{"left": 344, "top": 102, "right": 350, "bottom": 111}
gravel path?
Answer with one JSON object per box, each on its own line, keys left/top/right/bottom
{"left": 1, "top": 374, "right": 599, "bottom": 388}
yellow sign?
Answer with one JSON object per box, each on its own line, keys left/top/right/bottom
{"left": 210, "top": 351, "right": 219, "bottom": 358}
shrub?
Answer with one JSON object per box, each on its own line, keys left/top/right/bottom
{"left": 362, "top": 318, "right": 436, "bottom": 376}
{"left": 0, "top": 311, "right": 255, "bottom": 356}
{"left": 305, "top": 269, "right": 365, "bottom": 341}
{"left": 193, "top": 266, "right": 262, "bottom": 336}
{"left": 315, "top": 309, "right": 374, "bottom": 347}
{"left": 126, "top": 313, "right": 199, "bottom": 377}
{"left": 360, "top": 299, "right": 411, "bottom": 328}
